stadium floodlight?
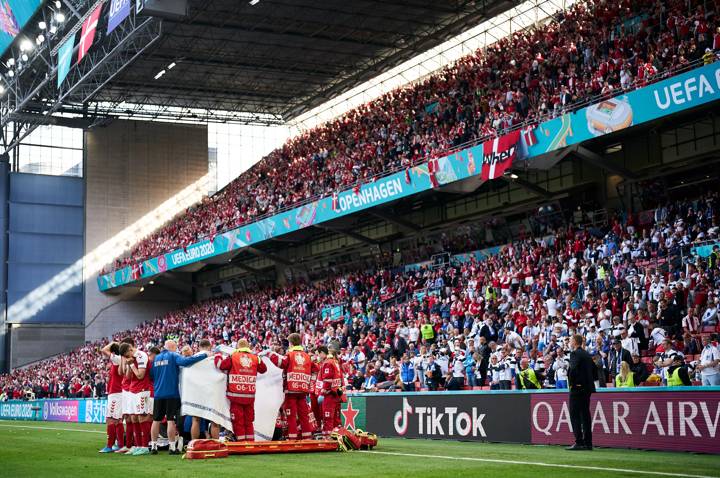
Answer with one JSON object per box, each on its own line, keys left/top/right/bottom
{"left": 249, "top": 0, "right": 260, "bottom": 5}
{"left": 7, "top": 70, "right": 14, "bottom": 77}
{"left": 139, "top": 286, "right": 145, "bottom": 292}
{"left": 0, "top": 85, "right": 5, "bottom": 94}
{"left": 7, "top": 58, "right": 14, "bottom": 66}
{"left": 38, "top": 21, "right": 47, "bottom": 30}
{"left": 49, "top": 25, "right": 57, "bottom": 34}
{"left": 167, "top": 62, "right": 176, "bottom": 69}
{"left": 36, "top": 34, "right": 45, "bottom": 45}
{"left": 149, "top": 280, "right": 154, "bottom": 285}
{"left": 55, "top": 12, "right": 65, "bottom": 23}
{"left": 154, "top": 69, "right": 166, "bottom": 79}
{"left": 20, "top": 39, "right": 33, "bottom": 52}
{"left": 55, "top": 1, "right": 62, "bottom": 8}
{"left": 21, "top": 53, "right": 28, "bottom": 62}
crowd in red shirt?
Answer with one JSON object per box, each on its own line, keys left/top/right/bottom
{"left": 105, "top": 0, "right": 720, "bottom": 275}
{"left": 4, "top": 189, "right": 719, "bottom": 399}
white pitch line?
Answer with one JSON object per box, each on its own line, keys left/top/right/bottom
{"left": 362, "top": 450, "right": 719, "bottom": 478}
{"left": 0, "top": 423, "right": 105, "bottom": 434}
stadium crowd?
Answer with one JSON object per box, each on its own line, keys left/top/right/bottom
{"left": 3, "top": 190, "right": 720, "bottom": 401}
{"left": 105, "top": 0, "right": 720, "bottom": 273}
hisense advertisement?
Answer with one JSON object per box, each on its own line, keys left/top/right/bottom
{"left": 0, "top": 0, "right": 43, "bottom": 56}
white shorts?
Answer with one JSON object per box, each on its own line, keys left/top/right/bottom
{"left": 106, "top": 393, "right": 123, "bottom": 420}
{"left": 130, "top": 391, "right": 153, "bottom": 415}
{"left": 122, "top": 390, "right": 133, "bottom": 415}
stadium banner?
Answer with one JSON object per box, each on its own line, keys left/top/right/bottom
{"left": 692, "top": 241, "right": 719, "bottom": 258}
{"left": 358, "top": 391, "right": 532, "bottom": 443}
{"left": 98, "top": 62, "right": 720, "bottom": 292}
{"left": 42, "top": 399, "right": 80, "bottom": 422}
{"left": 530, "top": 390, "right": 720, "bottom": 454}
{"left": 0, "top": 400, "right": 38, "bottom": 420}
{"left": 107, "top": 0, "right": 132, "bottom": 34}
{"left": 321, "top": 305, "right": 345, "bottom": 321}
{"left": 81, "top": 399, "right": 108, "bottom": 424}
{"left": 341, "top": 396, "right": 367, "bottom": 431}
{"left": 526, "top": 61, "right": 720, "bottom": 157}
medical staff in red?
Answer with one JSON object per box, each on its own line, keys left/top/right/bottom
{"left": 263, "top": 333, "right": 317, "bottom": 440}
{"left": 309, "top": 353, "right": 322, "bottom": 431}
{"left": 318, "top": 343, "right": 343, "bottom": 436}
{"left": 216, "top": 339, "right": 267, "bottom": 441}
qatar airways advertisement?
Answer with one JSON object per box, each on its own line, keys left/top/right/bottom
{"left": 530, "top": 391, "right": 720, "bottom": 454}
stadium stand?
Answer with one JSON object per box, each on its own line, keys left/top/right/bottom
{"left": 3, "top": 190, "right": 719, "bottom": 399}
{"left": 104, "top": 0, "right": 720, "bottom": 274}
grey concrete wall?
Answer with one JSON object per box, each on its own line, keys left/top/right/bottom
{"left": 84, "top": 120, "right": 207, "bottom": 341}
{"left": 9, "top": 324, "right": 85, "bottom": 370}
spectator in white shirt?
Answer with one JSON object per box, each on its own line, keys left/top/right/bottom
{"left": 408, "top": 321, "right": 420, "bottom": 344}
{"left": 504, "top": 327, "right": 525, "bottom": 350}
{"left": 702, "top": 302, "right": 718, "bottom": 326}
{"left": 620, "top": 330, "right": 638, "bottom": 356}
{"left": 697, "top": 336, "right": 720, "bottom": 386}
{"left": 682, "top": 308, "right": 700, "bottom": 334}
{"left": 488, "top": 355, "right": 502, "bottom": 390}
{"left": 553, "top": 348, "right": 570, "bottom": 388}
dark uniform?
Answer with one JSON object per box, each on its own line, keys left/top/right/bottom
{"left": 568, "top": 346, "right": 597, "bottom": 450}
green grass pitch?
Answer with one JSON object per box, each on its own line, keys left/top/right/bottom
{"left": 1, "top": 420, "right": 719, "bottom": 478}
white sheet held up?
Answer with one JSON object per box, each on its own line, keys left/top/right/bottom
{"left": 253, "top": 357, "right": 284, "bottom": 441}
{"left": 180, "top": 356, "right": 233, "bottom": 432}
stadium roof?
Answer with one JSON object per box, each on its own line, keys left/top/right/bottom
{"left": 90, "top": 0, "right": 517, "bottom": 121}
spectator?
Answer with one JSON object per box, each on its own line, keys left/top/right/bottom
{"left": 424, "top": 355, "right": 442, "bottom": 391}
{"left": 615, "top": 361, "right": 636, "bottom": 388}
{"left": 608, "top": 339, "right": 633, "bottom": 382}
{"left": 697, "top": 335, "right": 720, "bottom": 386}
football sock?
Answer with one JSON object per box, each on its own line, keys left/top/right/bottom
{"left": 106, "top": 423, "right": 116, "bottom": 448}
{"left": 115, "top": 423, "right": 125, "bottom": 448}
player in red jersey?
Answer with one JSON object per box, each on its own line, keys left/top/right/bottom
{"left": 119, "top": 342, "right": 155, "bottom": 456}
{"left": 114, "top": 337, "right": 135, "bottom": 454}
{"left": 99, "top": 342, "right": 124, "bottom": 453}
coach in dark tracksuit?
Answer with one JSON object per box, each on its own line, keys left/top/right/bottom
{"left": 567, "top": 334, "right": 597, "bottom": 451}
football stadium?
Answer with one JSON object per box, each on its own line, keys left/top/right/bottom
{"left": 0, "top": 0, "right": 719, "bottom": 476}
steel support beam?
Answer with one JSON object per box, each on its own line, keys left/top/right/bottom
{"left": 0, "top": 9, "right": 162, "bottom": 154}
{"left": 246, "top": 247, "right": 292, "bottom": 266}
{"left": 508, "top": 175, "right": 554, "bottom": 199}
{"left": 315, "top": 225, "right": 381, "bottom": 246}
{"left": 369, "top": 208, "right": 422, "bottom": 232}
{"left": 572, "top": 145, "right": 639, "bottom": 180}
{"left": 232, "top": 262, "right": 261, "bottom": 275}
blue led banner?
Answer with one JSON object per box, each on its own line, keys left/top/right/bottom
{"left": 98, "top": 62, "right": 720, "bottom": 291}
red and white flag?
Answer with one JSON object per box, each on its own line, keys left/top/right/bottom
{"left": 480, "top": 130, "right": 521, "bottom": 181}
{"left": 522, "top": 126, "right": 538, "bottom": 147}
{"left": 427, "top": 158, "right": 439, "bottom": 188}
{"left": 404, "top": 168, "right": 411, "bottom": 184}
{"left": 77, "top": 4, "right": 102, "bottom": 64}
{"left": 331, "top": 192, "right": 339, "bottom": 211}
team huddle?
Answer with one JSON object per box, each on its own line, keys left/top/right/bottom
{"left": 99, "top": 334, "right": 346, "bottom": 455}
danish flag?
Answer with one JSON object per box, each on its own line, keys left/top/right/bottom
{"left": 480, "top": 130, "right": 521, "bottom": 181}
{"left": 522, "top": 126, "right": 538, "bottom": 147}
{"left": 77, "top": 4, "right": 102, "bottom": 64}
{"left": 427, "top": 158, "right": 439, "bottom": 188}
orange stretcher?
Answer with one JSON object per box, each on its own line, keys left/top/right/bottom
{"left": 226, "top": 439, "right": 339, "bottom": 455}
